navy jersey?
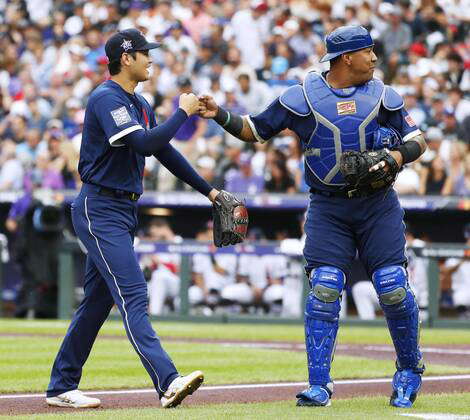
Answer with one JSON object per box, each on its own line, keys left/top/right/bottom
{"left": 247, "top": 79, "right": 421, "bottom": 192}
{"left": 78, "top": 80, "right": 156, "bottom": 195}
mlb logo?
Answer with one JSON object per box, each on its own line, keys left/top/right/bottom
{"left": 337, "top": 101, "right": 357, "bottom": 115}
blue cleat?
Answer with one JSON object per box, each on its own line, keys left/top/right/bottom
{"left": 296, "top": 385, "right": 332, "bottom": 407}
{"left": 390, "top": 369, "right": 422, "bottom": 408}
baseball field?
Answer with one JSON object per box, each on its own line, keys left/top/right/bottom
{"left": 1, "top": 319, "right": 470, "bottom": 419}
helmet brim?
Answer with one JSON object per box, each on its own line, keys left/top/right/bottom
{"left": 319, "top": 43, "right": 374, "bottom": 63}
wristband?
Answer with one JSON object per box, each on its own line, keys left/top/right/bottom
{"left": 397, "top": 141, "right": 422, "bottom": 164}
{"left": 213, "top": 106, "right": 244, "bottom": 137}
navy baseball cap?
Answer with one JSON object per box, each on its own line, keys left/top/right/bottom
{"left": 105, "top": 28, "right": 160, "bottom": 62}
{"left": 320, "top": 25, "right": 374, "bottom": 63}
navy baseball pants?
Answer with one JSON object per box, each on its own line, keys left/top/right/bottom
{"left": 304, "top": 189, "right": 407, "bottom": 276}
{"left": 47, "top": 184, "right": 178, "bottom": 398}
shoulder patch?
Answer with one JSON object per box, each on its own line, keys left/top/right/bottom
{"left": 110, "top": 106, "right": 131, "bottom": 126}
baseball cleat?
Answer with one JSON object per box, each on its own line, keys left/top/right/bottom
{"left": 46, "top": 390, "right": 101, "bottom": 408}
{"left": 390, "top": 369, "right": 422, "bottom": 408}
{"left": 296, "top": 385, "right": 332, "bottom": 407}
{"left": 160, "top": 370, "right": 204, "bottom": 408}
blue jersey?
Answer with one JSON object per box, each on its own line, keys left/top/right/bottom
{"left": 78, "top": 80, "right": 156, "bottom": 195}
{"left": 247, "top": 72, "right": 421, "bottom": 192}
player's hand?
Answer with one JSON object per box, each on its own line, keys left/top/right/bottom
{"left": 198, "top": 95, "right": 218, "bottom": 119}
{"left": 369, "top": 150, "right": 403, "bottom": 173}
{"left": 179, "top": 93, "right": 199, "bottom": 116}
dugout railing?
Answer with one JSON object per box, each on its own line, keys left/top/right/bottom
{"left": 47, "top": 239, "right": 470, "bottom": 328}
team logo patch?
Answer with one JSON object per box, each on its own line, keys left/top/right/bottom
{"left": 405, "top": 115, "right": 416, "bottom": 127}
{"left": 337, "top": 100, "right": 357, "bottom": 115}
{"left": 110, "top": 106, "right": 131, "bottom": 126}
{"left": 121, "top": 39, "right": 133, "bottom": 51}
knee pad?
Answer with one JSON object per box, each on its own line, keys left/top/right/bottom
{"left": 373, "top": 266, "right": 423, "bottom": 371}
{"left": 304, "top": 266, "right": 345, "bottom": 386}
{"left": 372, "top": 265, "right": 417, "bottom": 319}
{"left": 306, "top": 266, "right": 345, "bottom": 322}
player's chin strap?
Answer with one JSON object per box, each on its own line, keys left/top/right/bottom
{"left": 372, "top": 266, "right": 425, "bottom": 374}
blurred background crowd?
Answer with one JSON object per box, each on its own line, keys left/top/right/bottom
{"left": 0, "top": 0, "right": 469, "bottom": 197}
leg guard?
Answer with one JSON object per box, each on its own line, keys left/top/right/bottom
{"left": 304, "top": 266, "right": 345, "bottom": 388}
{"left": 372, "top": 266, "right": 424, "bottom": 373}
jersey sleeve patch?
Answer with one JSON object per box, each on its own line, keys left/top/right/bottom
{"left": 405, "top": 114, "right": 416, "bottom": 127}
{"left": 110, "top": 106, "right": 132, "bottom": 126}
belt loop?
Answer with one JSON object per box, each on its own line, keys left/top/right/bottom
{"left": 347, "top": 189, "right": 357, "bottom": 198}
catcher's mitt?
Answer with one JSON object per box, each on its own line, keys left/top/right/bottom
{"left": 339, "top": 149, "right": 400, "bottom": 191}
{"left": 212, "top": 190, "right": 248, "bottom": 247}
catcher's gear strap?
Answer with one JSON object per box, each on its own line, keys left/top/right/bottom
{"left": 372, "top": 265, "right": 424, "bottom": 372}
{"left": 382, "top": 86, "right": 404, "bottom": 111}
{"left": 214, "top": 107, "right": 244, "bottom": 137}
{"left": 279, "top": 85, "right": 311, "bottom": 116}
{"left": 304, "top": 266, "right": 345, "bottom": 387}
{"left": 397, "top": 140, "right": 422, "bottom": 164}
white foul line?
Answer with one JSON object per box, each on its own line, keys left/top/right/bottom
{"left": 2, "top": 375, "right": 470, "bottom": 400}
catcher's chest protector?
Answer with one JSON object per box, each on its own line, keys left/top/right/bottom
{"left": 302, "top": 73, "right": 385, "bottom": 185}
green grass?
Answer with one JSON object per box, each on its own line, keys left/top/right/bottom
{"left": 0, "top": 335, "right": 468, "bottom": 394}
{"left": 1, "top": 319, "right": 469, "bottom": 346}
{"left": 3, "top": 393, "right": 470, "bottom": 420}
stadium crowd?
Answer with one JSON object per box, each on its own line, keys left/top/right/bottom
{"left": 0, "top": 0, "right": 469, "bottom": 196}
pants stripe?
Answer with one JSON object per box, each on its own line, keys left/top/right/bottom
{"left": 84, "top": 196, "right": 164, "bottom": 393}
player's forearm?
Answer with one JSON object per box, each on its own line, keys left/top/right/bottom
{"left": 153, "top": 143, "right": 212, "bottom": 196}
{"left": 396, "top": 134, "right": 427, "bottom": 164}
{"left": 213, "top": 107, "right": 257, "bottom": 143}
{"left": 126, "top": 108, "right": 188, "bottom": 156}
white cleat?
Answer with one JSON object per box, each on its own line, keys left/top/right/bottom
{"left": 46, "top": 390, "right": 101, "bottom": 408}
{"left": 161, "top": 370, "right": 204, "bottom": 408}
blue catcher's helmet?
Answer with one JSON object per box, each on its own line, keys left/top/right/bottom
{"left": 320, "top": 26, "right": 374, "bottom": 63}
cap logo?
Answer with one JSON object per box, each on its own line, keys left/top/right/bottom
{"left": 121, "top": 39, "right": 133, "bottom": 51}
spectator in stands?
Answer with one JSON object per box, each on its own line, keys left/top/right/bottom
{"left": 183, "top": 0, "right": 212, "bottom": 44}
{"left": 213, "top": 135, "right": 243, "bottom": 189}
{"left": 350, "top": 258, "right": 379, "bottom": 320}
{"left": 265, "top": 155, "right": 296, "bottom": 194}
{"left": 196, "top": 156, "right": 220, "bottom": 189}
{"left": 16, "top": 128, "right": 42, "bottom": 167}
{"left": 235, "top": 71, "right": 273, "bottom": 116}
{"left": 189, "top": 221, "right": 237, "bottom": 315}
{"left": 440, "top": 224, "right": 470, "bottom": 319}
{"left": 165, "top": 21, "right": 197, "bottom": 59}
{"left": 380, "top": 6, "right": 412, "bottom": 68}
{"left": 230, "top": 0, "right": 270, "bottom": 78}
{"left": 225, "top": 152, "right": 264, "bottom": 194}
{"left": 419, "top": 155, "right": 453, "bottom": 195}
{"left": 142, "top": 218, "right": 183, "bottom": 316}
{"left": 0, "top": 140, "right": 24, "bottom": 191}
{"left": 452, "top": 154, "right": 470, "bottom": 196}
{"left": 406, "top": 227, "right": 429, "bottom": 321}
{"left": 171, "top": 75, "right": 207, "bottom": 164}
{"left": 395, "top": 163, "right": 420, "bottom": 195}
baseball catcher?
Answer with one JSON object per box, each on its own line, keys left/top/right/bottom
{"left": 212, "top": 190, "right": 248, "bottom": 247}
